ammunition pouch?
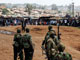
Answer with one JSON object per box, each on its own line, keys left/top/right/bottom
{"left": 13, "top": 41, "right": 19, "bottom": 47}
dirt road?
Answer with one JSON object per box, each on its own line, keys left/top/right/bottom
{"left": 0, "top": 25, "right": 80, "bottom": 60}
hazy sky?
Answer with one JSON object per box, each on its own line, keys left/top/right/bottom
{"left": 0, "top": 0, "right": 80, "bottom": 6}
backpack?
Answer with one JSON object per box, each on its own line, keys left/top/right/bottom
{"left": 46, "top": 38, "right": 57, "bottom": 56}
{"left": 13, "top": 34, "right": 22, "bottom": 47}
{"left": 22, "top": 34, "right": 31, "bottom": 48}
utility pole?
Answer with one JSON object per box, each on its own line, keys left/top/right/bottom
{"left": 72, "top": 0, "right": 74, "bottom": 17}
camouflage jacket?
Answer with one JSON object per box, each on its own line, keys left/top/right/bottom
{"left": 42, "top": 36, "right": 60, "bottom": 48}
{"left": 22, "top": 33, "right": 33, "bottom": 49}
{"left": 62, "top": 52, "right": 72, "bottom": 60}
{"left": 53, "top": 52, "right": 72, "bottom": 60}
{"left": 46, "top": 38, "right": 58, "bottom": 57}
{"left": 42, "top": 30, "right": 56, "bottom": 45}
{"left": 45, "top": 29, "right": 56, "bottom": 40}
{"left": 13, "top": 33, "right": 22, "bottom": 47}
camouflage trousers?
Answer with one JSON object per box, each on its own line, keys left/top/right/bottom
{"left": 13, "top": 46, "right": 23, "bottom": 60}
{"left": 24, "top": 48, "right": 34, "bottom": 60}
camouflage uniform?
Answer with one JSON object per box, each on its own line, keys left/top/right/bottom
{"left": 42, "top": 26, "right": 60, "bottom": 60}
{"left": 52, "top": 43, "right": 72, "bottom": 60}
{"left": 62, "top": 52, "right": 72, "bottom": 60}
{"left": 57, "top": 43, "right": 65, "bottom": 52}
{"left": 53, "top": 52, "right": 72, "bottom": 60}
{"left": 52, "top": 43, "right": 65, "bottom": 60}
{"left": 45, "top": 38, "right": 57, "bottom": 60}
{"left": 53, "top": 52, "right": 63, "bottom": 60}
{"left": 13, "top": 29, "right": 23, "bottom": 60}
{"left": 42, "top": 25, "right": 56, "bottom": 47}
{"left": 23, "top": 28, "right": 34, "bottom": 60}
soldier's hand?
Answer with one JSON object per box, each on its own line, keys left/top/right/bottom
{"left": 41, "top": 45, "right": 45, "bottom": 50}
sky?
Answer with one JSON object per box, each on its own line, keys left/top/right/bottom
{"left": 0, "top": 0, "right": 80, "bottom": 6}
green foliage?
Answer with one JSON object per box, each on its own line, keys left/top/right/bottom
{"left": 2, "top": 8, "right": 9, "bottom": 15}
{"left": 25, "top": 4, "right": 33, "bottom": 15}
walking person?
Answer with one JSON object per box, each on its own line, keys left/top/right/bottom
{"left": 13, "top": 29, "right": 23, "bottom": 60}
{"left": 22, "top": 28, "right": 34, "bottom": 60}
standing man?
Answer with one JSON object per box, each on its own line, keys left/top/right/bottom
{"left": 21, "top": 19, "right": 26, "bottom": 32}
{"left": 45, "top": 25, "right": 56, "bottom": 40}
{"left": 23, "top": 28, "right": 34, "bottom": 60}
{"left": 42, "top": 25, "right": 59, "bottom": 60}
{"left": 13, "top": 29, "right": 23, "bottom": 60}
{"left": 42, "top": 25, "right": 56, "bottom": 48}
{"left": 45, "top": 38, "right": 57, "bottom": 60}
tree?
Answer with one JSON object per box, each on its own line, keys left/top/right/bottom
{"left": 51, "top": 4, "right": 58, "bottom": 10}
{"left": 25, "top": 4, "right": 33, "bottom": 15}
{"left": 2, "top": 8, "right": 9, "bottom": 15}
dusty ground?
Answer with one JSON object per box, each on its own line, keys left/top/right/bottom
{"left": 0, "top": 25, "right": 80, "bottom": 60}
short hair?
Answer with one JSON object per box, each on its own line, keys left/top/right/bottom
{"left": 26, "top": 28, "right": 29, "bottom": 33}
{"left": 48, "top": 25, "right": 52, "bottom": 31}
{"left": 17, "top": 29, "right": 21, "bottom": 33}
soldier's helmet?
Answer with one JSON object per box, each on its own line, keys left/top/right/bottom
{"left": 48, "top": 25, "right": 52, "bottom": 31}
{"left": 17, "top": 29, "right": 21, "bottom": 33}
{"left": 58, "top": 43, "right": 65, "bottom": 52}
{"left": 63, "top": 52, "right": 72, "bottom": 60}
{"left": 26, "top": 28, "right": 30, "bottom": 33}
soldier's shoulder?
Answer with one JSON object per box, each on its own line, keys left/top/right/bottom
{"left": 46, "top": 31, "right": 48, "bottom": 33}
{"left": 24, "top": 33, "right": 31, "bottom": 37}
{"left": 14, "top": 33, "right": 18, "bottom": 37}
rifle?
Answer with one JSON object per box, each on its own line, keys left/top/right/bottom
{"left": 57, "top": 21, "right": 61, "bottom": 40}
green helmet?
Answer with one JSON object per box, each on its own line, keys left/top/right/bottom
{"left": 48, "top": 25, "right": 52, "bottom": 31}
{"left": 63, "top": 52, "right": 72, "bottom": 60}
{"left": 17, "top": 29, "right": 21, "bottom": 33}
{"left": 58, "top": 43, "right": 65, "bottom": 52}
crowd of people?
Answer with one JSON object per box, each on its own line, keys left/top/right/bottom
{"left": 59, "top": 18, "right": 80, "bottom": 27}
{"left": 13, "top": 25, "right": 72, "bottom": 60}
{"left": 0, "top": 16, "right": 80, "bottom": 27}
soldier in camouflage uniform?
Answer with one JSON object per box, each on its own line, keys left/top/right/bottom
{"left": 42, "top": 25, "right": 56, "bottom": 49}
{"left": 45, "top": 25, "right": 56, "bottom": 40}
{"left": 45, "top": 38, "right": 57, "bottom": 60}
{"left": 62, "top": 52, "right": 72, "bottom": 60}
{"left": 13, "top": 29, "right": 23, "bottom": 60}
{"left": 52, "top": 43, "right": 72, "bottom": 60}
{"left": 22, "top": 28, "right": 34, "bottom": 60}
{"left": 58, "top": 43, "right": 72, "bottom": 60}
{"left": 53, "top": 51, "right": 72, "bottom": 60}
{"left": 51, "top": 43, "right": 65, "bottom": 60}
{"left": 46, "top": 32, "right": 60, "bottom": 60}
{"left": 42, "top": 25, "right": 60, "bottom": 60}
{"left": 42, "top": 25, "right": 60, "bottom": 46}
